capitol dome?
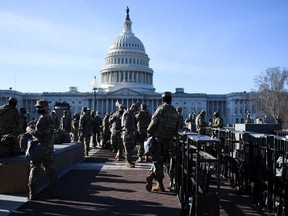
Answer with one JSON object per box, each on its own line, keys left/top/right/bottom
{"left": 100, "top": 7, "right": 155, "bottom": 93}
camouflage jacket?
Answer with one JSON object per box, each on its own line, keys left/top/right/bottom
{"left": 30, "top": 113, "right": 55, "bottom": 144}
{"left": 135, "top": 110, "right": 151, "bottom": 135}
{"left": 0, "top": 104, "right": 22, "bottom": 135}
{"left": 147, "top": 103, "right": 179, "bottom": 142}
{"left": 122, "top": 109, "right": 136, "bottom": 133}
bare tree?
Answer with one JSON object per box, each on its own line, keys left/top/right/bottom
{"left": 254, "top": 67, "right": 288, "bottom": 124}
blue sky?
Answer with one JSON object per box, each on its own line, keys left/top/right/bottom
{"left": 0, "top": 0, "right": 287, "bottom": 94}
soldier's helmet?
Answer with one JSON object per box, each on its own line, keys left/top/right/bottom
{"left": 19, "top": 107, "right": 27, "bottom": 114}
{"left": 8, "top": 97, "right": 18, "bottom": 105}
{"left": 35, "top": 99, "right": 48, "bottom": 108}
{"left": 213, "top": 111, "right": 219, "bottom": 117}
{"left": 141, "top": 103, "right": 147, "bottom": 110}
{"left": 161, "top": 91, "right": 172, "bottom": 98}
{"left": 176, "top": 106, "right": 182, "bottom": 112}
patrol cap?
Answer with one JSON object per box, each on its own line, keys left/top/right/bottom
{"left": 176, "top": 106, "right": 182, "bottom": 111}
{"left": 35, "top": 99, "right": 48, "bottom": 108}
{"left": 161, "top": 91, "right": 172, "bottom": 98}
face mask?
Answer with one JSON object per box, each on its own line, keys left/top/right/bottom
{"left": 37, "top": 109, "right": 46, "bottom": 114}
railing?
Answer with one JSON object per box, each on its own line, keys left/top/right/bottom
{"left": 173, "top": 127, "right": 288, "bottom": 216}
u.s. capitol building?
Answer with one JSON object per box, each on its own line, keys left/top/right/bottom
{"left": 0, "top": 8, "right": 255, "bottom": 125}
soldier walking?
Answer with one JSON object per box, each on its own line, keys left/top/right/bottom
{"left": 146, "top": 92, "right": 180, "bottom": 192}
{"left": 135, "top": 104, "right": 151, "bottom": 163}
{"left": 122, "top": 104, "right": 138, "bottom": 168}
{"left": 79, "top": 107, "right": 92, "bottom": 156}
{"left": 109, "top": 105, "right": 124, "bottom": 161}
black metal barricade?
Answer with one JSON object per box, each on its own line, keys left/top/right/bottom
{"left": 175, "top": 131, "right": 221, "bottom": 216}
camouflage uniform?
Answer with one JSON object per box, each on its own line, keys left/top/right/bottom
{"left": 146, "top": 92, "right": 179, "bottom": 191}
{"left": 79, "top": 109, "right": 92, "bottom": 156}
{"left": 102, "top": 112, "right": 111, "bottom": 149}
{"left": 0, "top": 98, "right": 22, "bottom": 157}
{"left": 91, "top": 112, "right": 102, "bottom": 148}
{"left": 135, "top": 104, "right": 151, "bottom": 161}
{"left": 109, "top": 108, "right": 123, "bottom": 160}
{"left": 71, "top": 112, "right": 80, "bottom": 142}
{"left": 51, "top": 110, "right": 60, "bottom": 131}
{"left": 195, "top": 110, "right": 206, "bottom": 135}
{"left": 122, "top": 104, "right": 138, "bottom": 167}
{"left": 60, "top": 110, "right": 71, "bottom": 132}
{"left": 27, "top": 99, "right": 58, "bottom": 200}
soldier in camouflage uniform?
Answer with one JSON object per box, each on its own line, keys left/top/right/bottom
{"left": 135, "top": 104, "right": 151, "bottom": 163}
{"left": 176, "top": 106, "right": 184, "bottom": 131}
{"left": 0, "top": 97, "right": 22, "bottom": 157}
{"left": 26, "top": 99, "right": 58, "bottom": 200}
{"left": 122, "top": 104, "right": 138, "bottom": 168}
{"left": 102, "top": 112, "right": 111, "bottom": 149}
{"left": 71, "top": 112, "right": 80, "bottom": 142}
{"left": 109, "top": 106, "right": 124, "bottom": 161}
{"left": 79, "top": 107, "right": 93, "bottom": 156}
{"left": 195, "top": 110, "right": 206, "bottom": 135}
{"left": 146, "top": 92, "right": 180, "bottom": 192}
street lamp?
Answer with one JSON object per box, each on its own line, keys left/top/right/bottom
{"left": 91, "top": 76, "right": 97, "bottom": 114}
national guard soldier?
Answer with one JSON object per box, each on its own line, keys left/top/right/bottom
{"left": 79, "top": 107, "right": 92, "bottom": 156}
{"left": 109, "top": 105, "right": 124, "bottom": 161}
{"left": 91, "top": 111, "right": 102, "bottom": 148}
{"left": 0, "top": 97, "right": 22, "bottom": 157}
{"left": 0, "top": 97, "right": 22, "bottom": 136}
{"left": 102, "top": 112, "right": 111, "bottom": 149}
{"left": 71, "top": 112, "right": 80, "bottom": 142}
{"left": 211, "top": 111, "right": 223, "bottom": 128}
{"left": 195, "top": 110, "right": 206, "bottom": 135}
{"left": 26, "top": 99, "right": 58, "bottom": 200}
{"left": 135, "top": 103, "right": 151, "bottom": 163}
{"left": 122, "top": 104, "right": 138, "bottom": 168}
{"left": 146, "top": 92, "right": 180, "bottom": 192}
{"left": 176, "top": 106, "right": 184, "bottom": 131}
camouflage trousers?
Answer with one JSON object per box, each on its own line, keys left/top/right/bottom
{"left": 136, "top": 134, "right": 146, "bottom": 157}
{"left": 28, "top": 143, "right": 58, "bottom": 193}
{"left": 122, "top": 131, "right": 135, "bottom": 162}
{"left": 150, "top": 138, "right": 170, "bottom": 181}
{"left": 110, "top": 131, "right": 123, "bottom": 152}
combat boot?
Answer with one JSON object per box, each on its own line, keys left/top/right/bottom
{"left": 146, "top": 171, "right": 155, "bottom": 192}
{"left": 136, "top": 156, "right": 142, "bottom": 163}
{"left": 125, "top": 160, "right": 135, "bottom": 168}
{"left": 152, "top": 180, "right": 165, "bottom": 192}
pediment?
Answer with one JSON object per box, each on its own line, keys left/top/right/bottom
{"left": 108, "top": 88, "right": 141, "bottom": 96}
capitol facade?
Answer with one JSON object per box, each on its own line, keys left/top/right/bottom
{"left": 0, "top": 8, "right": 256, "bottom": 125}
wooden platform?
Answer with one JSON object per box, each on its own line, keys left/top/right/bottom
{"left": 0, "top": 142, "right": 84, "bottom": 194}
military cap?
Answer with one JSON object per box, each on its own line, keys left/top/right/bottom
{"left": 176, "top": 106, "right": 182, "bottom": 111}
{"left": 35, "top": 99, "right": 49, "bottom": 108}
{"left": 213, "top": 111, "right": 219, "bottom": 116}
